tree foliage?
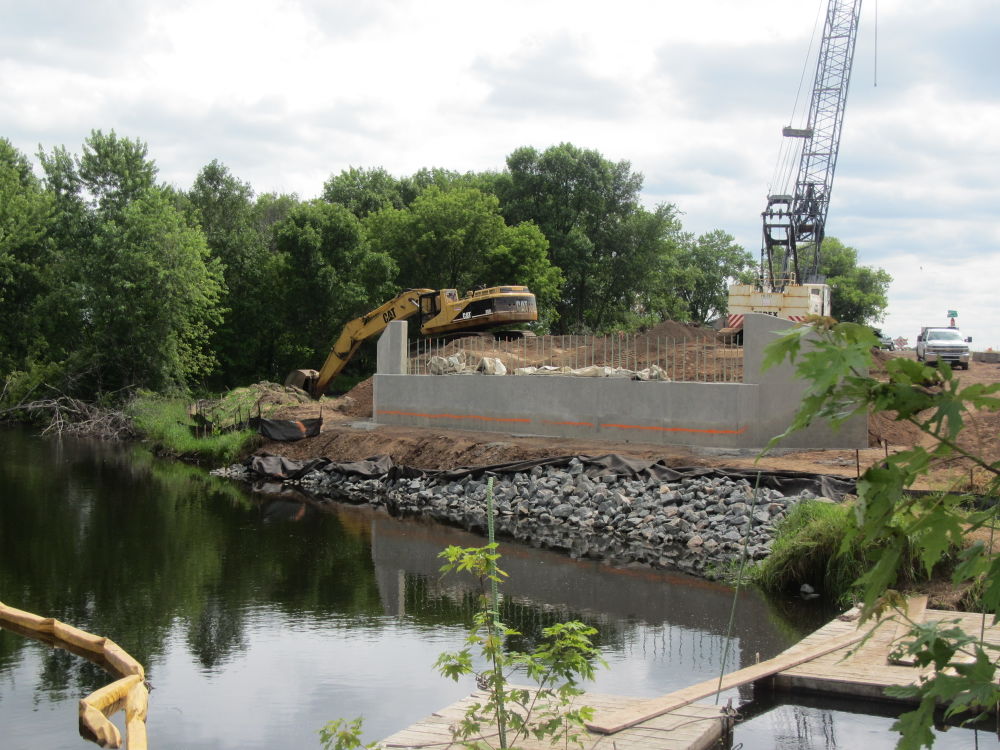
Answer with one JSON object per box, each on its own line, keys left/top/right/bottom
{"left": 189, "top": 160, "right": 282, "bottom": 387}
{"left": 272, "top": 200, "right": 397, "bottom": 373}
{"left": 819, "top": 237, "right": 892, "bottom": 324}
{"left": 365, "top": 186, "right": 563, "bottom": 324}
{"left": 499, "top": 143, "right": 690, "bottom": 333}
{"left": 0, "top": 139, "right": 53, "bottom": 372}
{"left": 322, "top": 166, "right": 404, "bottom": 219}
{"left": 678, "top": 229, "right": 755, "bottom": 323}
{"left": 764, "top": 321, "right": 1000, "bottom": 747}
{"left": 17, "top": 132, "right": 224, "bottom": 394}
{"left": 1, "top": 133, "right": 892, "bottom": 402}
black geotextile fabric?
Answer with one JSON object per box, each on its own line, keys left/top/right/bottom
{"left": 248, "top": 417, "right": 322, "bottom": 442}
{"left": 246, "top": 451, "right": 857, "bottom": 501}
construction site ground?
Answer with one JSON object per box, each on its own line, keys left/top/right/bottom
{"left": 256, "top": 336, "right": 1000, "bottom": 495}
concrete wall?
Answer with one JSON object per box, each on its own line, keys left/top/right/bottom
{"left": 373, "top": 314, "right": 867, "bottom": 451}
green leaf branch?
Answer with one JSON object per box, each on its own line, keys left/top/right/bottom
{"left": 761, "top": 320, "right": 1000, "bottom": 747}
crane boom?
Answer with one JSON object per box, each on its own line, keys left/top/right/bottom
{"left": 762, "top": 0, "right": 862, "bottom": 291}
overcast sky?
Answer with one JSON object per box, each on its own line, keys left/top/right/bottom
{"left": 3, "top": 0, "right": 998, "bottom": 348}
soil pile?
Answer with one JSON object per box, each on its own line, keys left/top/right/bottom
{"left": 868, "top": 410, "right": 925, "bottom": 448}
{"left": 340, "top": 378, "right": 374, "bottom": 418}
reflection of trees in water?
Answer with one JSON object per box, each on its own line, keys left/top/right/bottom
{"left": 779, "top": 705, "right": 837, "bottom": 750}
{"left": 0, "top": 428, "right": 384, "bottom": 696}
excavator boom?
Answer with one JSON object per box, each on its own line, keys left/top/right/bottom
{"left": 286, "top": 285, "right": 537, "bottom": 398}
{"left": 285, "top": 289, "right": 432, "bottom": 397}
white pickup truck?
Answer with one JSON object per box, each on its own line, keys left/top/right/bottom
{"left": 915, "top": 326, "right": 972, "bottom": 370}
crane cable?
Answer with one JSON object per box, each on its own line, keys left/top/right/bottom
{"left": 768, "top": 0, "right": 826, "bottom": 198}
{"left": 873, "top": 0, "right": 879, "bottom": 87}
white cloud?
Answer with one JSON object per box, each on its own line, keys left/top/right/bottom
{"left": 2, "top": 0, "right": 997, "bottom": 346}
{"left": 879, "top": 253, "right": 1000, "bottom": 350}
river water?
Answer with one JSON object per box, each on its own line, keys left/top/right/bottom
{"left": 0, "top": 426, "right": 993, "bottom": 749}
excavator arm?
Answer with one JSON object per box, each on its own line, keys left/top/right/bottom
{"left": 286, "top": 289, "right": 433, "bottom": 397}
{"left": 286, "top": 284, "right": 537, "bottom": 399}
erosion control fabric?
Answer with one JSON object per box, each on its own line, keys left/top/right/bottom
{"left": 246, "top": 452, "right": 856, "bottom": 501}
{"left": 248, "top": 417, "right": 322, "bottom": 442}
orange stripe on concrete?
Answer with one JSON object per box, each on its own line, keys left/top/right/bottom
{"left": 378, "top": 410, "right": 532, "bottom": 424}
{"left": 540, "top": 420, "right": 596, "bottom": 427}
{"left": 602, "top": 423, "right": 747, "bottom": 435}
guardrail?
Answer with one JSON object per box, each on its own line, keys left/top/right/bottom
{"left": 0, "top": 600, "right": 148, "bottom": 749}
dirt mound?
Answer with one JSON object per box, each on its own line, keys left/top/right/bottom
{"left": 196, "top": 382, "right": 312, "bottom": 426}
{"left": 643, "top": 320, "right": 716, "bottom": 340}
{"left": 340, "top": 377, "right": 374, "bottom": 418}
{"left": 868, "top": 409, "right": 925, "bottom": 448}
{"left": 244, "top": 381, "right": 312, "bottom": 408}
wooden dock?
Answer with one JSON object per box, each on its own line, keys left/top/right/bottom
{"left": 379, "top": 689, "right": 732, "bottom": 750}
{"left": 380, "top": 597, "right": 1000, "bottom": 749}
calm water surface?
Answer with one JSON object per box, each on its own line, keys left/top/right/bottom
{"left": 0, "top": 426, "right": 993, "bottom": 749}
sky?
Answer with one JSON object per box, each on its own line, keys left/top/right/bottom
{"left": 2, "top": 0, "right": 998, "bottom": 349}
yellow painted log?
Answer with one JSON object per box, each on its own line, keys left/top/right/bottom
{"left": 2, "top": 601, "right": 149, "bottom": 749}
{"left": 0, "top": 602, "right": 49, "bottom": 629}
{"left": 125, "top": 681, "right": 150, "bottom": 750}
{"left": 79, "top": 700, "right": 123, "bottom": 748}
{"left": 103, "top": 639, "right": 145, "bottom": 679}
{"left": 126, "top": 680, "right": 149, "bottom": 722}
{"left": 51, "top": 620, "right": 107, "bottom": 653}
{"left": 126, "top": 716, "right": 149, "bottom": 750}
{"left": 84, "top": 674, "right": 142, "bottom": 713}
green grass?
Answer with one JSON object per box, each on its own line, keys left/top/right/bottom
{"left": 750, "top": 498, "right": 970, "bottom": 605}
{"left": 750, "top": 500, "right": 869, "bottom": 603}
{"left": 129, "top": 392, "right": 256, "bottom": 464}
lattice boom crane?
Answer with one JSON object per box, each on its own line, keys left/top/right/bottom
{"left": 725, "top": 0, "right": 862, "bottom": 334}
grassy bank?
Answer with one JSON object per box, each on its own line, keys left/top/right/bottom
{"left": 129, "top": 392, "right": 257, "bottom": 464}
{"left": 749, "top": 498, "right": 971, "bottom": 606}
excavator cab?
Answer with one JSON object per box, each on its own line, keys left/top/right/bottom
{"left": 418, "top": 290, "right": 444, "bottom": 327}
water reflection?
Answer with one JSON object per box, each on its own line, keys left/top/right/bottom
{"left": 736, "top": 691, "right": 998, "bottom": 749}
{"left": 1, "top": 426, "right": 993, "bottom": 749}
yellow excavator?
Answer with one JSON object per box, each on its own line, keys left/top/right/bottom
{"left": 286, "top": 285, "right": 537, "bottom": 397}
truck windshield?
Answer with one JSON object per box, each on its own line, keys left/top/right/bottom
{"left": 928, "top": 330, "right": 963, "bottom": 341}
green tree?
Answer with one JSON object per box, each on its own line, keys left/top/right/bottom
{"left": 365, "top": 186, "right": 563, "bottom": 324}
{"left": 499, "top": 143, "right": 660, "bottom": 333}
{"left": 819, "top": 237, "right": 891, "bottom": 324}
{"left": 189, "top": 161, "right": 281, "bottom": 386}
{"left": 322, "top": 167, "right": 404, "bottom": 219}
{"left": 272, "top": 200, "right": 397, "bottom": 374}
{"left": 29, "top": 133, "right": 224, "bottom": 395}
{"left": 82, "top": 188, "right": 224, "bottom": 391}
{"left": 598, "top": 203, "right": 689, "bottom": 330}
{"left": 679, "top": 229, "right": 756, "bottom": 323}
{"left": 764, "top": 321, "right": 1000, "bottom": 748}
{"left": 0, "top": 139, "right": 53, "bottom": 372}
{"left": 397, "top": 167, "right": 484, "bottom": 205}
{"left": 77, "top": 129, "right": 157, "bottom": 217}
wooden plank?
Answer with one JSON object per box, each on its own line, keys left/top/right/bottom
{"left": 586, "top": 626, "right": 866, "bottom": 734}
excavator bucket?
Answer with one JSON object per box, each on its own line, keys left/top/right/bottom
{"left": 284, "top": 369, "right": 319, "bottom": 393}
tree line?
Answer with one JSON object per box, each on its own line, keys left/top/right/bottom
{"left": 0, "top": 130, "right": 889, "bottom": 400}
